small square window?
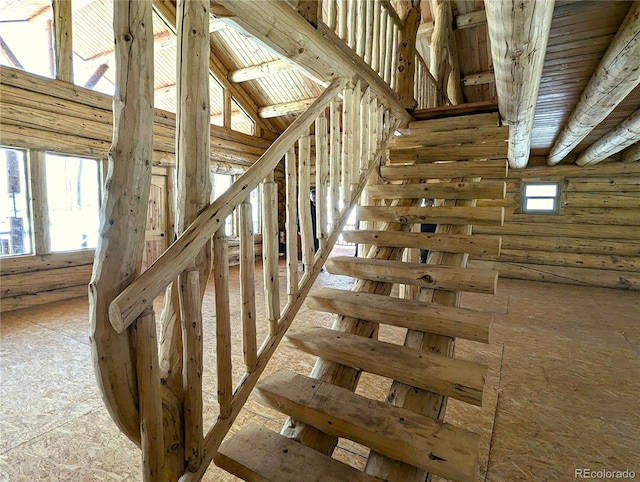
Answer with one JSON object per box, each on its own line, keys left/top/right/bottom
{"left": 522, "top": 182, "right": 560, "bottom": 213}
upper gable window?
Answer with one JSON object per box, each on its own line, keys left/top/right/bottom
{"left": 522, "top": 182, "right": 559, "bottom": 213}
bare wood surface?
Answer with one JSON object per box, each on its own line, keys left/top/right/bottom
{"left": 622, "top": 142, "right": 640, "bottom": 163}
{"left": 258, "top": 370, "right": 480, "bottom": 482}
{"left": 134, "top": 309, "right": 166, "bottom": 482}
{"left": 285, "top": 148, "right": 299, "bottom": 302}
{"left": 214, "top": 0, "right": 413, "bottom": 125}
{"left": 576, "top": 108, "right": 640, "bottom": 166}
{"left": 285, "top": 328, "right": 486, "bottom": 406}
{"left": 357, "top": 205, "right": 505, "bottom": 226}
{"left": 214, "top": 234, "right": 233, "bottom": 418}
{"left": 239, "top": 202, "right": 257, "bottom": 371}
{"left": 367, "top": 180, "right": 506, "bottom": 200}
{"left": 307, "top": 288, "right": 492, "bottom": 343}
{"left": 27, "top": 150, "right": 50, "bottom": 255}
{"left": 52, "top": 0, "right": 73, "bottom": 82}
{"left": 179, "top": 267, "right": 204, "bottom": 471}
{"left": 548, "top": 2, "right": 640, "bottom": 165}
{"left": 216, "top": 423, "right": 383, "bottom": 482}
{"left": 262, "top": 172, "right": 280, "bottom": 334}
{"left": 485, "top": 0, "right": 554, "bottom": 168}
{"left": 326, "top": 256, "right": 498, "bottom": 294}
{"left": 343, "top": 230, "right": 501, "bottom": 257}
{"left": 380, "top": 159, "right": 508, "bottom": 180}
{"left": 89, "top": 0, "right": 154, "bottom": 447}
{"left": 109, "top": 78, "right": 347, "bottom": 333}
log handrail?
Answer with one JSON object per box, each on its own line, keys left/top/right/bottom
{"left": 108, "top": 77, "right": 347, "bottom": 333}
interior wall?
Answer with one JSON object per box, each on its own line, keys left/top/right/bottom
{"left": 470, "top": 160, "right": 640, "bottom": 290}
{"left": 0, "top": 67, "right": 275, "bottom": 313}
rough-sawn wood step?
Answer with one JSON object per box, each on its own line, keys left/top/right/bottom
{"left": 255, "top": 370, "right": 480, "bottom": 482}
{"left": 215, "top": 423, "right": 383, "bottom": 482}
{"left": 326, "top": 256, "right": 498, "bottom": 294}
{"left": 285, "top": 327, "right": 486, "bottom": 406}
{"left": 307, "top": 287, "right": 492, "bottom": 343}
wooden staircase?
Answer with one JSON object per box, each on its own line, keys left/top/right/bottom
{"left": 216, "top": 111, "right": 508, "bottom": 481}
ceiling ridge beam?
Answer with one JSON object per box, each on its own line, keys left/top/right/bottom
{"left": 486, "top": 0, "right": 555, "bottom": 169}
{"left": 547, "top": 2, "right": 640, "bottom": 165}
{"left": 576, "top": 108, "right": 640, "bottom": 166}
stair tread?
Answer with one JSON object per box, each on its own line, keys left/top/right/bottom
{"left": 380, "top": 159, "right": 508, "bottom": 180}
{"left": 285, "top": 326, "right": 486, "bottom": 406}
{"left": 357, "top": 205, "right": 504, "bottom": 226}
{"left": 366, "top": 180, "right": 506, "bottom": 200}
{"left": 256, "top": 370, "right": 480, "bottom": 482}
{"left": 342, "top": 230, "right": 502, "bottom": 257}
{"left": 216, "top": 423, "right": 382, "bottom": 482}
{"left": 307, "top": 287, "right": 492, "bottom": 343}
{"left": 326, "top": 256, "right": 498, "bottom": 295}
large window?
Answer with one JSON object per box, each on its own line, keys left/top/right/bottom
{"left": 522, "top": 182, "right": 560, "bottom": 213}
{"left": 45, "top": 154, "right": 101, "bottom": 252}
{"left": 0, "top": 148, "right": 32, "bottom": 257}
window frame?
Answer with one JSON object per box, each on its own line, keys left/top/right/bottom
{"left": 521, "top": 181, "right": 561, "bottom": 214}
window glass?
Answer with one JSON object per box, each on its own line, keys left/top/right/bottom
{"left": 0, "top": 148, "right": 32, "bottom": 257}
{"left": 250, "top": 186, "right": 261, "bottom": 234}
{"left": 211, "top": 172, "right": 233, "bottom": 235}
{"left": 0, "top": 4, "right": 54, "bottom": 78}
{"left": 525, "top": 184, "right": 557, "bottom": 198}
{"left": 522, "top": 182, "right": 559, "bottom": 213}
{"left": 45, "top": 154, "right": 101, "bottom": 251}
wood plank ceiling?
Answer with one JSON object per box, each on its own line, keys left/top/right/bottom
{"left": 1, "top": 0, "right": 638, "bottom": 166}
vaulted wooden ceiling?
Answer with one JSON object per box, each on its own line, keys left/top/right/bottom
{"left": 1, "top": 0, "right": 638, "bottom": 167}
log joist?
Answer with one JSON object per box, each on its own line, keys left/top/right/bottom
{"left": 547, "top": 2, "right": 640, "bottom": 165}
{"left": 576, "top": 108, "right": 640, "bottom": 166}
{"left": 485, "top": 0, "right": 555, "bottom": 169}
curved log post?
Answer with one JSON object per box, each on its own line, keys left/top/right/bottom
{"left": 89, "top": 0, "right": 154, "bottom": 446}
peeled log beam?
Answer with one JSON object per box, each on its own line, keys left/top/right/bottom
{"left": 229, "top": 59, "right": 291, "bottom": 83}
{"left": 89, "top": 0, "right": 154, "bottom": 447}
{"left": 485, "top": 0, "right": 554, "bottom": 169}
{"left": 258, "top": 98, "right": 316, "bottom": 118}
{"left": 52, "top": 0, "right": 73, "bottom": 82}
{"left": 576, "top": 108, "right": 640, "bottom": 166}
{"left": 212, "top": 0, "right": 412, "bottom": 125}
{"left": 548, "top": 2, "right": 640, "bottom": 165}
{"left": 622, "top": 141, "right": 640, "bottom": 163}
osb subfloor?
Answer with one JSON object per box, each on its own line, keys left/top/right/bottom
{"left": 1, "top": 248, "right": 639, "bottom": 481}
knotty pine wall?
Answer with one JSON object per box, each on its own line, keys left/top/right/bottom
{"left": 0, "top": 67, "right": 275, "bottom": 313}
{"left": 470, "top": 160, "right": 640, "bottom": 290}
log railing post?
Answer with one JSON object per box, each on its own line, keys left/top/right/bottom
{"left": 213, "top": 233, "right": 233, "bottom": 419}
{"left": 134, "top": 308, "right": 165, "bottom": 482}
{"left": 239, "top": 201, "right": 257, "bottom": 371}
{"left": 89, "top": 0, "right": 154, "bottom": 449}
{"left": 262, "top": 172, "right": 280, "bottom": 335}
{"left": 285, "top": 147, "right": 299, "bottom": 302}
{"left": 178, "top": 268, "right": 203, "bottom": 471}
{"left": 396, "top": 2, "right": 421, "bottom": 109}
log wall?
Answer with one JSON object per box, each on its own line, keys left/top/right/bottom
{"left": 470, "top": 160, "right": 640, "bottom": 290}
{"left": 0, "top": 67, "right": 274, "bottom": 313}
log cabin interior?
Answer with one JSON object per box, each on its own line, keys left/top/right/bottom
{"left": 0, "top": 0, "right": 639, "bottom": 481}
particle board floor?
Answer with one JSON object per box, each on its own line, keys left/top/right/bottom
{"left": 1, "top": 250, "right": 639, "bottom": 481}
